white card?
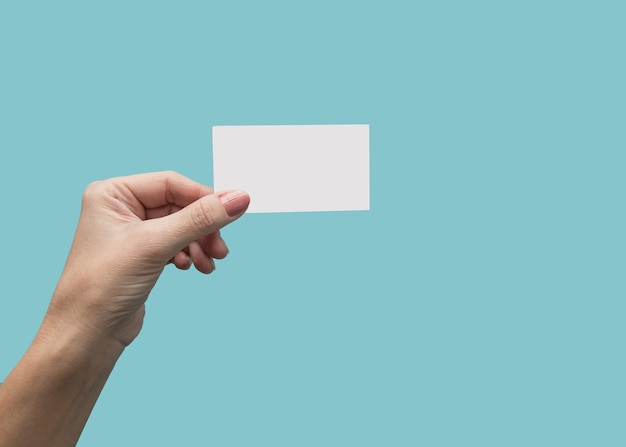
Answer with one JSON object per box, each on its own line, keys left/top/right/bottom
{"left": 212, "top": 124, "right": 370, "bottom": 213}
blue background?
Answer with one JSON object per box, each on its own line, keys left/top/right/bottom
{"left": 1, "top": 1, "right": 625, "bottom": 445}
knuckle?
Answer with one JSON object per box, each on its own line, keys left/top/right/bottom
{"left": 192, "top": 198, "right": 217, "bottom": 231}
{"left": 82, "top": 180, "right": 104, "bottom": 203}
{"left": 162, "top": 170, "right": 183, "bottom": 182}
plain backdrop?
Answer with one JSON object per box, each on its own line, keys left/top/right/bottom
{"left": 1, "top": 1, "right": 624, "bottom": 446}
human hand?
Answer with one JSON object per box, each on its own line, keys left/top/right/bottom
{"left": 0, "top": 171, "right": 249, "bottom": 447}
{"left": 46, "top": 171, "right": 249, "bottom": 347}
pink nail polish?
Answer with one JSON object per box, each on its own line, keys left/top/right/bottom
{"left": 218, "top": 191, "right": 250, "bottom": 216}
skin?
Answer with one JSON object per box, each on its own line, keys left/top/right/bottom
{"left": 0, "top": 171, "right": 250, "bottom": 447}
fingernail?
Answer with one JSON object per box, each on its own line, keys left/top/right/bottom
{"left": 218, "top": 190, "right": 250, "bottom": 217}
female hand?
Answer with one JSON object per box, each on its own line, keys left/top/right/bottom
{"left": 0, "top": 171, "right": 250, "bottom": 447}
{"left": 47, "top": 170, "right": 250, "bottom": 347}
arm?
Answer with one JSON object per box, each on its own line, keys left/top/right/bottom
{"left": 0, "top": 171, "right": 249, "bottom": 447}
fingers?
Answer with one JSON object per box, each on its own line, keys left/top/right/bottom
{"left": 150, "top": 190, "right": 249, "bottom": 259}
{"left": 110, "top": 171, "right": 249, "bottom": 266}
{"left": 197, "top": 231, "right": 229, "bottom": 260}
{"left": 171, "top": 251, "right": 192, "bottom": 270}
{"left": 188, "top": 232, "right": 229, "bottom": 273}
{"left": 188, "top": 241, "right": 216, "bottom": 274}
{"left": 168, "top": 232, "right": 228, "bottom": 274}
{"left": 145, "top": 203, "right": 183, "bottom": 220}
{"left": 116, "top": 171, "right": 214, "bottom": 209}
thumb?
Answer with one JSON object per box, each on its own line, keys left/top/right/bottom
{"left": 154, "top": 190, "right": 250, "bottom": 255}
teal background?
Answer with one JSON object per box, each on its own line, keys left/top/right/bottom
{"left": 1, "top": 1, "right": 624, "bottom": 445}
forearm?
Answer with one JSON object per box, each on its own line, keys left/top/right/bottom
{"left": 0, "top": 315, "right": 124, "bottom": 447}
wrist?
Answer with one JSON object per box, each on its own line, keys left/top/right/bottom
{"left": 48, "top": 270, "right": 147, "bottom": 349}
{"left": 34, "top": 311, "right": 125, "bottom": 383}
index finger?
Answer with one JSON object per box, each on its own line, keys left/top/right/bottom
{"left": 115, "top": 170, "right": 214, "bottom": 209}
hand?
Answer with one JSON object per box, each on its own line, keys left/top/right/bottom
{"left": 0, "top": 171, "right": 250, "bottom": 447}
{"left": 47, "top": 171, "right": 250, "bottom": 347}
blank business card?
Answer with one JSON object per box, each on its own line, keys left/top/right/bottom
{"left": 212, "top": 124, "right": 370, "bottom": 213}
